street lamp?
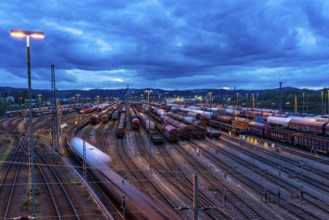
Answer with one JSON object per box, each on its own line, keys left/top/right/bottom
{"left": 252, "top": 93, "right": 255, "bottom": 108}
{"left": 145, "top": 90, "right": 152, "bottom": 172}
{"left": 10, "top": 29, "right": 44, "bottom": 217}
{"left": 76, "top": 94, "right": 81, "bottom": 103}
{"left": 321, "top": 91, "right": 324, "bottom": 116}
{"left": 19, "top": 96, "right": 23, "bottom": 107}
{"left": 302, "top": 92, "right": 305, "bottom": 113}
{"left": 38, "top": 94, "right": 42, "bottom": 108}
{"left": 327, "top": 90, "right": 329, "bottom": 122}
{"left": 207, "top": 91, "right": 213, "bottom": 135}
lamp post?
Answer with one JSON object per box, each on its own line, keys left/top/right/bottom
{"left": 96, "top": 95, "right": 100, "bottom": 104}
{"left": 38, "top": 94, "right": 42, "bottom": 108}
{"left": 19, "top": 96, "right": 23, "bottom": 109}
{"left": 302, "top": 92, "right": 305, "bottom": 113}
{"left": 321, "top": 91, "right": 324, "bottom": 116}
{"left": 76, "top": 93, "right": 81, "bottom": 104}
{"left": 252, "top": 93, "right": 255, "bottom": 108}
{"left": 208, "top": 91, "right": 213, "bottom": 135}
{"left": 327, "top": 90, "right": 329, "bottom": 122}
{"left": 145, "top": 90, "right": 153, "bottom": 172}
{"left": 10, "top": 29, "right": 44, "bottom": 217}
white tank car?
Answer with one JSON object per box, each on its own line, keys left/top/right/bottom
{"left": 69, "top": 137, "right": 181, "bottom": 220}
{"left": 267, "top": 116, "right": 292, "bottom": 128}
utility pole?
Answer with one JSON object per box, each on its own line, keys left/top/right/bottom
{"left": 321, "top": 90, "right": 324, "bottom": 116}
{"left": 38, "top": 94, "right": 42, "bottom": 108}
{"left": 327, "top": 90, "right": 329, "bottom": 122}
{"left": 279, "top": 82, "right": 283, "bottom": 113}
{"left": 302, "top": 92, "right": 305, "bottom": 113}
{"left": 294, "top": 95, "right": 297, "bottom": 113}
{"left": 208, "top": 91, "right": 213, "bottom": 135}
{"left": 252, "top": 93, "right": 255, "bottom": 108}
{"left": 83, "top": 140, "right": 87, "bottom": 181}
{"left": 193, "top": 174, "right": 199, "bottom": 220}
{"left": 236, "top": 93, "right": 239, "bottom": 110}
{"left": 145, "top": 89, "right": 152, "bottom": 172}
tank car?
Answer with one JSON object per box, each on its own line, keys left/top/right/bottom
{"left": 116, "top": 113, "right": 125, "bottom": 138}
{"left": 216, "top": 115, "right": 233, "bottom": 124}
{"left": 139, "top": 113, "right": 155, "bottom": 131}
{"left": 101, "top": 113, "right": 109, "bottom": 123}
{"left": 90, "top": 114, "right": 100, "bottom": 125}
{"left": 112, "top": 110, "right": 119, "bottom": 120}
{"left": 248, "top": 122, "right": 269, "bottom": 136}
{"left": 164, "top": 125, "right": 179, "bottom": 142}
{"left": 267, "top": 116, "right": 292, "bottom": 128}
{"left": 161, "top": 115, "right": 191, "bottom": 139}
{"left": 69, "top": 137, "right": 181, "bottom": 220}
{"left": 129, "top": 107, "right": 140, "bottom": 130}
{"left": 150, "top": 131, "right": 164, "bottom": 144}
{"left": 131, "top": 115, "right": 140, "bottom": 129}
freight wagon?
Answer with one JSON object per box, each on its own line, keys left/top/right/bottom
{"left": 164, "top": 125, "right": 179, "bottom": 142}
{"left": 138, "top": 112, "right": 164, "bottom": 144}
{"left": 115, "top": 112, "right": 125, "bottom": 138}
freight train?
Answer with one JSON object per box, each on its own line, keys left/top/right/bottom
{"left": 115, "top": 111, "right": 126, "bottom": 138}
{"left": 247, "top": 122, "right": 329, "bottom": 154}
{"left": 90, "top": 103, "right": 118, "bottom": 125}
{"left": 129, "top": 107, "right": 140, "bottom": 130}
{"left": 69, "top": 137, "right": 181, "bottom": 220}
{"left": 138, "top": 112, "right": 164, "bottom": 144}
{"left": 153, "top": 107, "right": 206, "bottom": 140}
{"left": 211, "top": 115, "right": 329, "bottom": 154}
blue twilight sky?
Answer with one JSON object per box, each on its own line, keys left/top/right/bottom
{"left": 1, "top": 0, "right": 329, "bottom": 90}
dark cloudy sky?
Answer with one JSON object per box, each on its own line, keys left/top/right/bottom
{"left": 1, "top": 0, "right": 329, "bottom": 90}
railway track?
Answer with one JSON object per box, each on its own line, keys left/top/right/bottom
{"left": 116, "top": 138, "right": 180, "bottom": 214}
{"left": 145, "top": 134, "right": 231, "bottom": 219}
{"left": 133, "top": 130, "right": 202, "bottom": 219}
{"left": 199, "top": 137, "right": 326, "bottom": 220}
{"left": 222, "top": 136, "right": 329, "bottom": 194}
{"left": 175, "top": 140, "right": 268, "bottom": 220}
{"left": 216, "top": 136, "right": 329, "bottom": 217}
{"left": 34, "top": 147, "right": 80, "bottom": 219}
{"left": 0, "top": 150, "right": 26, "bottom": 219}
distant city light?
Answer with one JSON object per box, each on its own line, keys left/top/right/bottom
{"left": 221, "top": 87, "right": 231, "bottom": 90}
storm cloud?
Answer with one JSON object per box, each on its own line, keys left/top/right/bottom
{"left": 1, "top": 0, "right": 328, "bottom": 90}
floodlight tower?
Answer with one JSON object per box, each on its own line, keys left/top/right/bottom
{"left": 10, "top": 29, "right": 45, "bottom": 217}
{"left": 51, "top": 65, "right": 59, "bottom": 152}
{"left": 145, "top": 89, "right": 153, "bottom": 172}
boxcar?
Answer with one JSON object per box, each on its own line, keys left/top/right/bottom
{"left": 288, "top": 120, "right": 327, "bottom": 135}
{"left": 265, "top": 128, "right": 295, "bottom": 144}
